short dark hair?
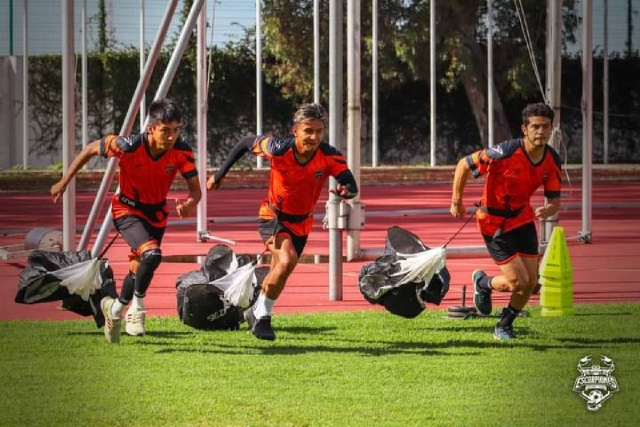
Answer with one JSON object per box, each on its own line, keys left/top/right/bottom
{"left": 147, "top": 98, "right": 181, "bottom": 125}
{"left": 521, "top": 102, "right": 554, "bottom": 125}
{"left": 293, "top": 103, "right": 327, "bottom": 125}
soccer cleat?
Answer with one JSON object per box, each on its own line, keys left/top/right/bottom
{"left": 125, "top": 307, "right": 146, "bottom": 336}
{"left": 493, "top": 324, "right": 517, "bottom": 341}
{"left": 472, "top": 269, "right": 492, "bottom": 315}
{"left": 244, "top": 309, "right": 276, "bottom": 341}
{"left": 100, "top": 297, "right": 122, "bottom": 344}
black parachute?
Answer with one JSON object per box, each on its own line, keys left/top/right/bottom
{"left": 15, "top": 250, "right": 117, "bottom": 327}
{"left": 358, "top": 226, "right": 450, "bottom": 318}
{"left": 176, "top": 244, "right": 268, "bottom": 331}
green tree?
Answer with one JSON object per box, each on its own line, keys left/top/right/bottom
{"left": 259, "top": 0, "right": 578, "bottom": 147}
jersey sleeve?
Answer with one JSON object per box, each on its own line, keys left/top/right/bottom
{"left": 100, "top": 135, "right": 127, "bottom": 159}
{"left": 543, "top": 148, "right": 562, "bottom": 199}
{"left": 176, "top": 141, "right": 198, "bottom": 180}
{"left": 466, "top": 150, "right": 490, "bottom": 178}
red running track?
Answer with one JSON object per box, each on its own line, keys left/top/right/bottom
{"left": 1, "top": 181, "right": 639, "bottom": 321}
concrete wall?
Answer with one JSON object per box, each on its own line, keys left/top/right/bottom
{"left": 0, "top": 56, "right": 61, "bottom": 171}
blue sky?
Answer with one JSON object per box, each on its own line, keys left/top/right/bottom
{"left": 0, "top": 0, "right": 638, "bottom": 55}
{"left": 0, "top": 0, "right": 255, "bottom": 54}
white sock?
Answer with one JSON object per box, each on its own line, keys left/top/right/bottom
{"left": 111, "top": 299, "right": 124, "bottom": 319}
{"left": 132, "top": 295, "right": 146, "bottom": 312}
{"left": 253, "top": 292, "right": 275, "bottom": 319}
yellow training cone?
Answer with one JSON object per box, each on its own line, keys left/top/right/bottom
{"left": 539, "top": 226, "right": 573, "bottom": 280}
{"left": 539, "top": 226, "right": 574, "bottom": 317}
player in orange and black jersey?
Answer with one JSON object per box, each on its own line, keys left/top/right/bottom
{"left": 450, "top": 102, "right": 562, "bottom": 341}
{"left": 207, "top": 103, "right": 358, "bottom": 340}
{"left": 51, "top": 99, "right": 202, "bottom": 343}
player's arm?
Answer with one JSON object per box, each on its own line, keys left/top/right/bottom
{"left": 450, "top": 155, "right": 473, "bottom": 218}
{"left": 535, "top": 197, "right": 560, "bottom": 220}
{"left": 176, "top": 176, "right": 202, "bottom": 218}
{"left": 51, "top": 140, "right": 102, "bottom": 203}
{"left": 207, "top": 136, "right": 256, "bottom": 190}
{"left": 333, "top": 170, "right": 359, "bottom": 199}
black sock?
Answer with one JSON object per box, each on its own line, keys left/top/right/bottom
{"left": 118, "top": 272, "right": 136, "bottom": 305}
{"left": 479, "top": 275, "right": 493, "bottom": 291}
{"left": 497, "top": 305, "right": 520, "bottom": 328}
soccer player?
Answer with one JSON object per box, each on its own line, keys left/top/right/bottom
{"left": 207, "top": 103, "right": 358, "bottom": 341}
{"left": 51, "top": 98, "right": 201, "bottom": 344}
{"left": 450, "top": 102, "right": 562, "bottom": 341}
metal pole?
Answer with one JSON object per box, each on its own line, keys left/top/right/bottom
{"left": 140, "top": 0, "right": 146, "bottom": 130}
{"left": 81, "top": 0, "right": 88, "bottom": 151}
{"left": 346, "top": 0, "right": 361, "bottom": 261}
{"left": 372, "top": 0, "right": 378, "bottom": 167}
{"left": 91, "top": 0, "right": 207, "bottom": 257}
{"left": 487, "top": 0, "right": 494, "bottom": 148}
{"left": 579, "top": 0, "right": 593, "bottom": 243}
{"left": 80, "top": 0, "right": 180, "bottom": 252}
{"left": 542, "top": 0, "right": 563, "bottom": 246}
{"left": 603, "top": 0, "right": 609, "bottom": 164}
{"left": 314, "top": 0, "right": 320, "bottom": 103}
{"left": 9, "top": 0, "right": 13, "bottom": 55}
{"left": 62, "top": 0, "right": 76, "bottom": 251}
{"left": 22, "top": 0, "right": 28, "bottom": 170}
{"left": 256, "top": 0, "right": 264, "bottom": 169}
{"left": 429, "top": 0, "right": 436, "bottom": 165}
{"left": 328, "top": 0, "right": 343, "bottom": 300}
{"left": 197, "top": 1, "right": 208, "bottom": 245}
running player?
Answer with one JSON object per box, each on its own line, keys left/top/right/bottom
{"left": 207, "top": 103, "right": 358, "bottom": 340}
{"left": 51, "top": 98, "right": 201, "bottom": 343}
{"left": 450, "top": 102, "right": 562, "bottom": 341}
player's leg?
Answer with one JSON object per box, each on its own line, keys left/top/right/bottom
{"left": 247, "top": 219, "right": 306, "bottom": 340}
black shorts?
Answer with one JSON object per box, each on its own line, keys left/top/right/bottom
{"left": 482, "top": 222, "right": 538, "bottom": 264}
{"left": 114, "top": 215, "right": 165, "bottom": 254}
{"left": 258, "top": 218, "right": 308, "bottom": 257}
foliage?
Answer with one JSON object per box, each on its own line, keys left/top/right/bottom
{"left": 1, "top": 303, "right": 639, "bottom": 426}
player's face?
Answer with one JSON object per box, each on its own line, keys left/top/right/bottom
{"left": 293, "top": 118, "right": 325, "bottom": 156}
{"left": 148, "top": 120, "right": 181, "bottom": 152}
{"left": 522, "top": 116, "right": 552, "bottom": 149}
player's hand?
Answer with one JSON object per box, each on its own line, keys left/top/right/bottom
{"left": 330, "top": 184, "right": 355, "bottom": 199}
{"left": 450, "top": 200, "right": 465, "bottom": 219}
{"left": 51, "top": 181, "right": 67, "bottom": 203}
{"left": 206, "top": 175, "right": 222, "bottom": 190}
{"left": 535, "top": 205, "right": 550, "bottom": 220}
{"left": 175, "top": 198, "right": 194, "bottom": 218}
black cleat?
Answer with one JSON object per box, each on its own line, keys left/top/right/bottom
{"left": 244, "top": 309, "right": 276, "bottom": 341}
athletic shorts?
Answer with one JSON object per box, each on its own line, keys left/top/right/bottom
{"left": 258, "top": 218, "right": 308, "bottom": 257}
{"left": 482, "top": 222, "right": 538, "bottom": 264}
{"left": 114, "top": 215, "right": 165, "bottom": 258}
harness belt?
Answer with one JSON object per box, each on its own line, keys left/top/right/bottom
{"left": 268, "top": 203, "right": 312, "bottom": 223}
{"left": 119, "top": 194, "right": 168, "bottom": 222}
{"left": 479, "top": 206, "right": 524, "bottom": 218}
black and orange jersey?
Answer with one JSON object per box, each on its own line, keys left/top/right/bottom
{"left": 100, "top": 132, "right": 198, "bottom": 227}
{"left": 252, "top": 135, "right": 352, "bottom": 236}
{"left": 466, "top": 139, "right": 562, "bottom": 236}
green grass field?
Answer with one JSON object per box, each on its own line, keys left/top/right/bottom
{"left": 1, "top": 303, "right": 639, "bottom": 427}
